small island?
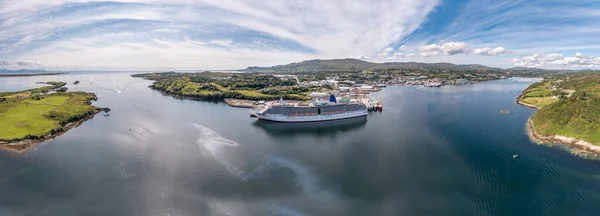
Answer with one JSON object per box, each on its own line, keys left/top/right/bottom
{"left": 0, "top": 82, "right": 108, "bottom": 151}
{"left": 518, "top": 73, "right": 600, "bottom": 156}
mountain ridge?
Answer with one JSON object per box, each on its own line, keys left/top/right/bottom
{"left": 243, "top": 58, "right": 535, "bottom": 73}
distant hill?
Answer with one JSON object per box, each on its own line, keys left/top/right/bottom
{"left": 0, "top": 69, "right": 47, "bottom": 73}
{"left": 0, "top": 69, "right": 69, "bottom": 77}
{"left": 244, "top": 58, "right": 507, "bottom": 73}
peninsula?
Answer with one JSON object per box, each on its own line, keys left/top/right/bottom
{"left": 132, "top": 72, "right": 312, "bottom": 102}
{"left": 0, "top": 82, "right": 108, "bottom": 151}
{"left": 518, "top": 73, "right": 600, "bottom": 155}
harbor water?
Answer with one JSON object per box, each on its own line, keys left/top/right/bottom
{"left": 0, "top": 73, "right": 599, "bottom": 215}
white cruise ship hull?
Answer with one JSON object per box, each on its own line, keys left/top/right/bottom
{"left": 257, "top": 110, "right": 367, "bottom": 123}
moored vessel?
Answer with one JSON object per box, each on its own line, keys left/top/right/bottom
{"left": 255, "top": 95, "right": 367, "bottom": 123}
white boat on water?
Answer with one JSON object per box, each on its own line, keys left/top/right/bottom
{"left": 255, "top": 95, "right": 367, "bottom": 123}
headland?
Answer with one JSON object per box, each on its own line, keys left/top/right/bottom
{"left": 0, "top": 82, "right": 109, "bottom": 152}
{"left": 518, "top": 73, "right": 600, "bottom": 156}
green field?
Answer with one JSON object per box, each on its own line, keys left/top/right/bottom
{"left": 521, "top": 97, "right": 558, "bottom": 108}
{"left": 234, "top": 90, "right": 270, "bottom": 97}
{"left": 0, "top": 89, "right": 98, "bottom": 142}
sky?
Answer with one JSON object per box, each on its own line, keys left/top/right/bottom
{"left": 1, "top": 0, "right": 600, "bottom": 71}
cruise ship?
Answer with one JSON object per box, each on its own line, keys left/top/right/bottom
{"left": 255, "top": 95, "right": 367, "bottom": 123}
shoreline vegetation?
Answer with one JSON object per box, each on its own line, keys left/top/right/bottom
{"left": 0, "top": 82, "right": 109, "bottom": 152}
{"left": 518, "top": 74, "right": 600, "bottom": 156}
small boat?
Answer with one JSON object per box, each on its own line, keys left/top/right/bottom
{"left": 377, "top": 100, "right": 383, "bottom": 111}
{"left": 513, "top": 154, "right": 519, "bottom": 158}
{"left": 367, "top": 101, "right": 375, "bottom": 111}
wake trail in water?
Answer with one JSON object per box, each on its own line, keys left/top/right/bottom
{"left": 88, "top": 82, "right": 115, "bottom": 93}
{"left": 193, "top": 124, "right": 242, "bottom": 176}
{"left": 112, "top": 77, "right": 125, "bottom": 94}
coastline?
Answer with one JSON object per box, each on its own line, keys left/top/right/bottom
{"left": 0, "top": 109, "right": 102, "bottom": 152}
{"left": 526, "top": 118, "right": 600, "bottom": 156}
{"left": 515, "top": 92, "right": 540, "bottom": 109}
{"left": 517, "top": 93, "right": 600, "bottom": 156}
{"left": 223, "top": 98, "right": 305, "bottom": 108}
{"left": 224, "top": 99, "right": 257, "bottom": 108}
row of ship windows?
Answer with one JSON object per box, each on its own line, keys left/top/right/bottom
{"left": 289, "top": 111, "right": 345, "bottom": 116}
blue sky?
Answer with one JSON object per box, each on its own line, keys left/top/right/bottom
{"left": 0, "top": 0, "right": 599, "bottom": 70}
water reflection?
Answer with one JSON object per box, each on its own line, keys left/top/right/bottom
{"left": 2, "top": 75, "right": 600, "bottom": 216}
{"left": 251, "top": 116, "right": 367, "bottom": 137}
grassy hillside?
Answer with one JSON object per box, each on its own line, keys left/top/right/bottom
{"left": 520, "top": 81, "right": 559, "bottom": 108}
{"left": 0, "top": 84, "right": 101, "bottom": 142}
{"left": 522, "top": 74, "right": 600, "bottom": 145}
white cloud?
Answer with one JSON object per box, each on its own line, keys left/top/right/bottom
{"left": 377, "top": 52, "right": 389, "bottom": 57}
{"left": 376, "top": 46, "right": 396, "bottom": 57}
{"left": 0, "top": 60, "right": 43, "bottom": 69}
{"left": 420, "top": 51, "right": 439, "bottom": 57}
{"left": 0, "top": 0, "right": 441, "bottom": 69}
{"left": 23, "top": 33, "right": 317, "bottom": 70}
{"left": 417, "top": 41, "right": 469, "bottom": 57}
{"left": 211, "top": 39, "right": 234, "bottom": 47}
{"left": 418, "top": 44, "right": 440, "bottom": 52}
{"left": 393, "top": 52, "right": 415, "bottom": 58}
{"left": 153, "top": 28, "right": 182, "bottom": 33}
{"left": 354, "top": 55, "right": 370, "bottom": 60}
{"left": 440, "top": 41, "right": 468, "bottom": 55}
{"left": 472, "top": 47, "right": 507, "bottom": 56}
{"left": 544, "top": 53, "right": 564, "bottom": 61}
{"left": 513, "top": 52, "right": 600, "bottom": 69}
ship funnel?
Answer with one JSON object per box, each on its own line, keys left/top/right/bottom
{"left": 329, "top": 95, "right": 337, "bottom": 103}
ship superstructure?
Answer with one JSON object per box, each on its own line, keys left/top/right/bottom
{"left": 255, "top": 95, "right": 367, "bottom": 123}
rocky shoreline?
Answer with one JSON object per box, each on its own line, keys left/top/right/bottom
{"left": 515, "top": 92, "right": 540, "bottom": 109}
{"left": 223, "top": 99, "right": 256, "bottom": 108}
{"left": 517, "top": 94, "right": 600, "bottom": 156}
{"left": 526, "top": 119, "right": 600, "bottom": 156}
{"left": 0, "top": 110, "right": 102, "bottom": 152}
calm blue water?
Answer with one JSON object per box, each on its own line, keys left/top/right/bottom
{"left": 0, "top": 74, "right": 599, "bottom": 216}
